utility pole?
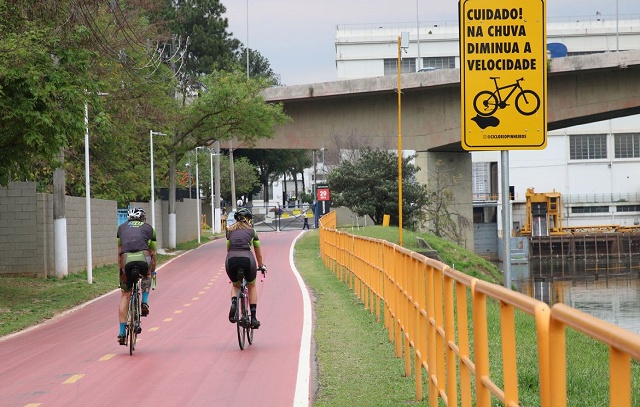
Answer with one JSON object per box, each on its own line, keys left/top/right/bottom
{"left": 230, "top": 140, "right": 237, "bottom": 209}
{"left": 165, "top": 33, "right": 189, "bottom": 249}
{"left": 214, "top": 141, "right": 222, "bottom": 233}
{"left": 53, "top": 149, "right": 68, "bottom": 278}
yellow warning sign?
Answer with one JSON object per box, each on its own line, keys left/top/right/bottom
{"left": 460, "top": 0, "right": 547, "bottom": 150}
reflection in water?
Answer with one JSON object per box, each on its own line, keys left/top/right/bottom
{"left": 507, "top": 259, "right": 640, "bottom": 335}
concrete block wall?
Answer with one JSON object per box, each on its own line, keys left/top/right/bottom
{"left": 37, "top": 192, "right": 118, "bottom": 277}
{"left": 37, "top": 193, "right": 54, "bottom": 277}
{"left": 0, "top": 182, "right": 201, "bottom": 277}
{"left": 175, "top": 198, "right": 199, "bottom": 244}
{"left": 0, "top": 182, "right": 41, "bottom": 275}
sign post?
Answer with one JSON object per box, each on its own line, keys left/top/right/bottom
{"left": 460, "top": 0, "right": 547, "bottom": 290}
{"left": 315, "top": 185, "right": 331, "bottom": 228}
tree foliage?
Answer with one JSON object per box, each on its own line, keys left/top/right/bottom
{"left": 0, "top": 0, "right": 289, "bottom": 208}
{"left": 180, "top": 151, "right": 260, "bottom": 205}
{"left": 0, "top": 1, "right": 96, "bottom": 185}
{"left": 155, "top": 0, "right": 241, "bottom": 85}
{"left": 234, "top": 149, "right": 312, "bottom": 202}
{"left": 239, "top": 48, "right": 282, "bottom": 86}
{"left": 328, "top": 148, "right": 430, "bottom": 226}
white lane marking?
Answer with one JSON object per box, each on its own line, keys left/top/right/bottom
{"left": 291, "top": 231, "right": 312, "bottom": 406}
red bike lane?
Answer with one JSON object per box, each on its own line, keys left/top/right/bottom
{"left": 0, "top": 230, "right": 312, "bottom": 407}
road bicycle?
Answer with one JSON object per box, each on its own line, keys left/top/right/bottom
{"left": 125, "top": 267, "right": 143, "bottom": 355}
{"left": 473, "top": 76, "right": 540, "bottom": 117}
{"left": 233, "top": 266, "right": 266, "bottom": 350}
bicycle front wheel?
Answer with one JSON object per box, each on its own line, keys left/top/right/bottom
{"left": 473, "top": 90, "right": 499, "bottom": 116}
{"left": 236, "top": 291, "right": 246, "bottom": 350}
{"left": 245, "top": 290, "right": 254, "bottom": 345}
{"left": 515, "top": 90, "right": 540, "bottom": 115}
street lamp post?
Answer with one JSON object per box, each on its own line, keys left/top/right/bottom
{"left": 150, "top": 130, "right": 167, "bottom": 231}
{"left": 186, "top": 161, "right": 192, "bottom": 198}
{"left": 229, "top": 140, "right": 237, "bottom": 209}
{"left": 398, "top": 32, "right": 409, "bottom": 247}
{"left": 416, "top": 0, "right": 421, "bottom": 70}
{"left": 195, "top": 147, "right": 202, "bottom": 243}
{"left": 84, "top": 100, "right": 91, "bottom": 283}
{"left": 214, "top": 141, "right": 222, "bottom": 234}
{"left": 84, "top": 91, "right": 107, "bottom": 284}
{"left": 209, "top": 149, "right": 223, "bottom": 235}
{"left": 616, "top": 0, "right": 619, "bottom": 52}
{"left": 209, "top": 150, "right": 216, "bottom": 234}
{"left": 246, "top": 0, "right": 250, "bottom": 80}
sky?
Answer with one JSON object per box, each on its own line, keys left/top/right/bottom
{"left": 221, "top": 0, "right": 640, "bottom": 86}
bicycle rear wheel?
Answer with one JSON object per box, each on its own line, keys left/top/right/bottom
{"left": 129, "top": 288, "right": 139, "bottom": 355}
{"left": 245, "top": 288, "right": 254, "bottom": 345}
{"left": 236, "top": 290, "right": 245, "bottom": 350}
{"left": 473, "top": 90, "right": 499, "bottom": 116}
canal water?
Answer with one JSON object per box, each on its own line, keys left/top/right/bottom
{"left": 501, "top": 259, "right": 640, "bottom": 335}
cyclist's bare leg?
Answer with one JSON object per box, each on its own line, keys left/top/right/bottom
{"left": 247, "top": 282, "right": 258, "bottom": 304}
{"left": 119, "top": 291, "right": 131, "bottom": 324}
{"left": 117, "top": 291, "right": 131, "bottom": 344}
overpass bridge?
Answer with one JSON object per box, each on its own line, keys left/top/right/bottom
{"left": 252, "top": 50, "right": 640, "bottom": 251}
{"left": 258, "top": 49, "right": 640, "bottom": 152}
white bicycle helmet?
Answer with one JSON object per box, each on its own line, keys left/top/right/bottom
{"left": 127, "top": 207, "right": 146, "bottom": 221}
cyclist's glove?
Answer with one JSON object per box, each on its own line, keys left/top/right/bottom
{"left": 259, "top": 265, "right": 267, "bottom": 275}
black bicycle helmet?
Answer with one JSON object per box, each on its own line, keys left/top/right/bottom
{"left": 128, "top": 207, "right": 146, "bottom": 221}
{"left": 234, "top": 207, "right": 253, "bottom": 221}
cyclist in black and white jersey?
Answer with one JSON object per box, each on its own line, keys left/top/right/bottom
{"left": 116, "top": 207, "right": 156, "bottom": 345}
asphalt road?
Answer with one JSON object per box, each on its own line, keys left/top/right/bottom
{"left": 0, "top": 230, "right": 312, "bottom": 407}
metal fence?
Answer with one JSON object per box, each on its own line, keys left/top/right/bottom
{"left": 318, "top": 211, "right": 640, "bottom": 406}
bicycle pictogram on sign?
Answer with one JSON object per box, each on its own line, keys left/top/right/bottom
{"left": 473, "top": 76, "right": 540, "bottom": 117}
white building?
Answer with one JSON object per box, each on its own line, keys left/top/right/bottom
{"left": 335, "top": 16, "right": 640, "bottom": 257}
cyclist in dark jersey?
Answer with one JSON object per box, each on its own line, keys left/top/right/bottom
{"left": 225, "top": 207, "right": 266, "bottom": 329}
{"left": 116, "top": 207, "right": 156, "bottom": 345}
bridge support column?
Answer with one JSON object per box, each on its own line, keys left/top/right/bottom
{"left": 414, "top": 151, "right": 474, "bottom": 251}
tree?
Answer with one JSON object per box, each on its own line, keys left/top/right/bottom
{"left": 0, "top": 1, "right": 97, "bottom": 185}
{"left": 0, "top": 0, "right": 180, "bottom": 204}
{"left": 166, "top": 69, "right": 289, "bottom": 188}
{"left": 0, "top": 0, "right": 288, "bottom": 217}
{"left": 184, "top": 151, "right": 260, "bottom": 205}
{"left": 286, "top": 150, "right": 313, "bottom": 199}
{"left": 234, "top": 149, "right": 294, "bottom": 202}
{"left": 155, "top": 0, "right": 241, "bottom": 88}
{"left": 328, "top": 148, "right": 429, "bottom": 226}
{"left": 239, "top": 48, "right": 281, "bottom": 86}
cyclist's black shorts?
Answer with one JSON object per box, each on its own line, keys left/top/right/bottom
{"left": 120, "top": 252, "right": 150, "bottom": 291}
{"left": 225, "top": 251, "right": 257, "bottom": 284}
